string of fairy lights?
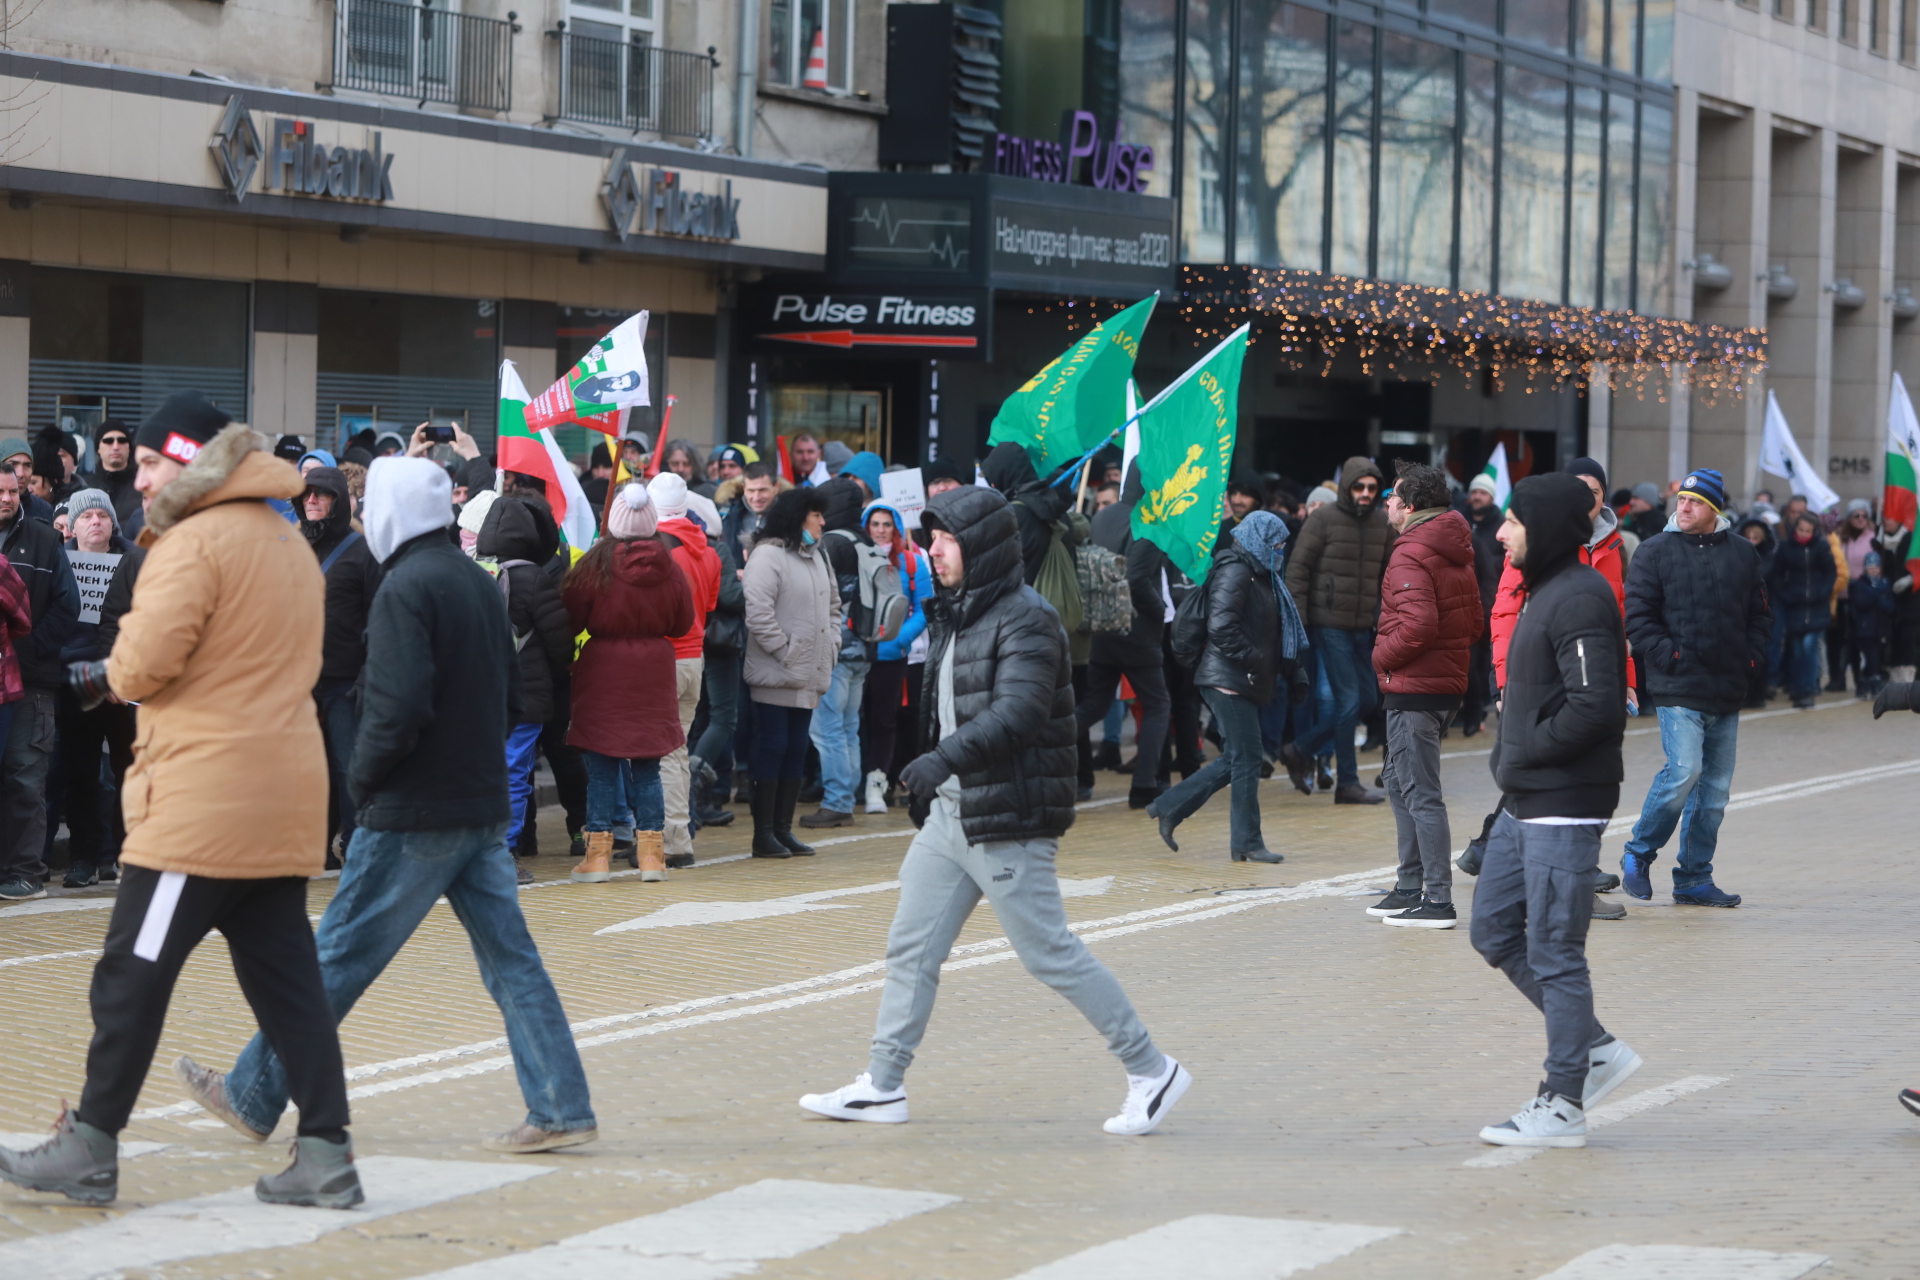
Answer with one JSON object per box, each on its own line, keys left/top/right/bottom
{"left": 1179, "top": 266, "right": 1769, "bottom": 400}
{"left": 1010, "top": 272, "right": 1769, "bottom": 401}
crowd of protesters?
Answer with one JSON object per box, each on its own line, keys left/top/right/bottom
{"left": 1, "top": 403, "right": 1916, "bottom": 911}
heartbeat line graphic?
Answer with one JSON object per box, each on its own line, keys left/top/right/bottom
{"left": 849, "top": 203, "right": 971, "bottom": 268}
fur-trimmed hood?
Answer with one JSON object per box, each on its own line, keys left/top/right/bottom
{"left": 140, "top": 424, "right": 303, "bottom": 544}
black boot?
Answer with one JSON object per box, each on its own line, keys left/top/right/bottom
{"left": 750, "top": 782, "right": 789, "bottom": 858}
{"left": 774, "top": 778, "right": 816, "bottom": 855}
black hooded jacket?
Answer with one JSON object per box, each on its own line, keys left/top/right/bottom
{"left": 981, "top": 440, "right": 1069, "bottom": 585}
{"left": 1090, "top": 462, "right": 1173, "bottom": 667}
{"left": 817, "top": 474, "right": 870, "bottom": 659}
{"left": 299, "top": 466, "right": 382, "bottom": 684}
{"left": 917, "top": 485, "right": 1079, "bottom": 844}
{"left": 1490, "top": 474, "right": 1627, "bottom": 819}
{"left": 1284, "top": 456, "right": 1396, "bottom": 631}
{"left": 1768, "top": 526, "right": 1837, "bottom": 635}
{"left": 1624, "top": 514, "right": 1771, "bottom": 715}
{"left": 85, "top": 461, "right": 145, "bottom": 537}
{"left": 477, "top": 493, "right": 574, "bottom": 724}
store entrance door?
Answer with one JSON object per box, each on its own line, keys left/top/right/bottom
{"left": 768, "top": 385, "right": 890, "bottom": 458}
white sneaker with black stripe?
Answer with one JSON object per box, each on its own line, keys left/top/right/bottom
{"left": 1582, "top": 1037, "right": 1643, "bottom": 1108}
{"left": 798, "top": 1072, "right": 909, "bottom": 1123}
{"left": 1479, "top": 1091, "right": 1587, "bottom": 1148}
{"left": 1103, "top": 1056, "right": 1193, "bottom": 1135}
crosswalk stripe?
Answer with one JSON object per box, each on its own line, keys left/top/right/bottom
{"left": 406, "top": 1177, "right": 958, "bottom": 1279}
{"left": 0, "top": 1133, "right": 169, "bottom": 1159}
{"left": 0, "top": 1155, "right": 550, "bottom": 1280}
{"left": 1008, "top": 1214, "right": 1400, "bottom": 1279}
{"left": 1534, "top": 1243, "right": 1829, "bottom": 1279}
{"left": 0, "top": 899, "right": 114, "bottom": 920}
{"left": 1465, "top": 1076, "right": 1728, "bottom": 1167}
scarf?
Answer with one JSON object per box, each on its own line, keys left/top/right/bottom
{"left": 1230, "top": 511, "right": 1309, "bottom": 660}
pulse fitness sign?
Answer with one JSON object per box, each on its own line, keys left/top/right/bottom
{"left": 739, "top": 286, "right": 991, "bottom": 358}
{"left": 991, "top": 111, "right": 1154, "bottom": 195}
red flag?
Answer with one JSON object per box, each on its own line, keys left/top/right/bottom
{"left": 775, "top": 435, "right": 794, "bottom": 485}
{"left": 644, "top": 395, "right": 677, "bottom": 478}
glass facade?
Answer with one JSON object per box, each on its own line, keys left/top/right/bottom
{"left": 1103, "top": 0, "right": 1675, "bottom": 314}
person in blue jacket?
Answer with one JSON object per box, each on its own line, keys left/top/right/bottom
{"left": 860, "top": 498, "right": 935, "bottom": 813}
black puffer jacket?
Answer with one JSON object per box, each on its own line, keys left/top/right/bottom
{"left": 0, "top": 509, "right": 78, "bottom": 688}
{"left": 1193, "top": 543, "right": 1283, "bottom": 704}
{"left": 300, "top": 466, "right": 382, "bottom": 683}
{"left": 917, "top": 484, "right": 1078, "bottom": 844}
{"left": 1284, "top": 455, "right": 1395, "bottom": 630}
{"left": 1625, "top": 519, "right": 1772, "bottom": 716}
{"left": 1768, "top": 528, "right": 1837, "bottom": 635}
{"left": 1491, "top": 474, "right": 1626, "bottom": 819}
{"left": 477, "top": 493, "right": 573, "bottom": 725}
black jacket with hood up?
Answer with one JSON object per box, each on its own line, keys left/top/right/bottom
{"left": 981, "top": 440, "right": 1070, "bottom": 586}
{"left": 1491, "top": 474, "right": 1627, "bottom": 819}
{"left": 299, "top": 466, "right": 383, "bottom": 684}
{"left": 1624, "top": 514, "right": 1771, "bottom": 715}
{"left": 916, "top": 485, "right": 1079, "bottom": 844}
{"left": 477, "top": 493, "right": 574, "bottom": 724}
{"left": 1284, "top": 455, "right": 1396, "bottom": 631}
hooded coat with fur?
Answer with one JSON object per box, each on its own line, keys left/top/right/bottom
{"left": 108, "top": 424, "right": 328, "bottom": 878}
{"left": 1284, "top": 456, "right": 1396, "bottom": 630}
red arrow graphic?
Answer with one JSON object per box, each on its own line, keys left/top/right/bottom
{"left": 767, "top": 330, "right": 978, "bottom": 349}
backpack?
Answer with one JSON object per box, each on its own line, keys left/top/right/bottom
{"left": 1015, "top": 498, "right": 1085, "bottom": 636}
{"left": 825, "top": 529, "right": 909, "bottom": 644}
{"left": 1074, "top": 540, "right": 1131, "bottom": 635}
{"left": 1169, "top": 575, "right": 1211, "bottom": 668}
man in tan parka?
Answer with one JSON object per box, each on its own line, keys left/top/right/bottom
{"left": 0, "top": 392, "right": 358, "bottom": 1210}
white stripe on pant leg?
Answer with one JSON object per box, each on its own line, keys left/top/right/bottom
{"left": 409, "top": 1178, "right": 959, "bottom": 1279}
{"left": 1532, "top": 1244, "right": 1828, "bottom": 1280}
{"left": 132, "top": 870, "right": 188, "bottom": 962}
{"left": 1008, "top": 1215, "right": 1400, "bottom": 1280}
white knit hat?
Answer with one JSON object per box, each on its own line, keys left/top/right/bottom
{"left": 647, "top": 471, "right": 689, "bottom": 520}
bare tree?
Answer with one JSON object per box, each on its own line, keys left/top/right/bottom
{"left": 0, "top": 0, "right": 49, "bottom": 168}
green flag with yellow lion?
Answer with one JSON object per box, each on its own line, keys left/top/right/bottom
{"left": 1130, "top": 325, "right": 1250, "bottom": 582}
{"left": 987, "top": 294, "right": 1156, "bottom": 474}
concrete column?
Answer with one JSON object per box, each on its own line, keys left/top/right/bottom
{"left": 1690, "top": 101, "right": 1771, "bottom": 502}
{"left": 1827, "top": 140, "right": 1896, "bottom": 504}
{"left": 1764, "top": 122, "right": 1835, "bottom": 503}
{"left": 1587, "top": 363, "right": 1612, "bottom": 477}
{"left": 1893, "top": 162, "right": 1920, "bottom": 442}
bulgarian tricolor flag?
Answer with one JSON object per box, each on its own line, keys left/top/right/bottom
{"left": 526, "top": 312, "right": 651, "bottom": 436}
{"left": 498, "top": 360, "right": 599, "bottom": 550}
{"left": 1888, "top": 374, "right": 1920, "bottom": 527}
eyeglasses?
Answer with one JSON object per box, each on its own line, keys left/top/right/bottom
{"left": 99, "top": 436, "right": 130, "bottom": 447}
{"left": 1352, "top": 481, "right": 1380, "bottom": 494}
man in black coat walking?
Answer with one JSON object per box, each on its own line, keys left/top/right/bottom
{"left": 300, "top": 466, "right": 381, "bottom": 868}
{"left": 1471, "top": 473, "right": 1641, "bottom": 1150}
{"left": 1619, "top": 469, "right": 1770, "bottom": 907}
{"left": 798, "top": 484, "right": 1191, "bottom": 1137}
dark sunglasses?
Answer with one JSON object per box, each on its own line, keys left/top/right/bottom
{"left": 99, "top": 435, "right": 130, "bottom": 446}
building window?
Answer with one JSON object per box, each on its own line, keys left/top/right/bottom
{"left": 1499, "top": 67, "right": 1568, "bottom": 303}
{"left": 1181, "top": 0, "right": 1232, "bottom": 263}
{"left": 1235, "top": 2, "right": 1329, "bottom": 270}
{"left": 767, "top": 0, "right": 854, "bottom": 93}
{"left": 28, "top": 268, "right": 249, "bottom": 430}
{"left": 316, "top": 290, "right": 499, "bottom": 451}
{"left": 1903, "top": 0, "right": 1918, "bottom": 58}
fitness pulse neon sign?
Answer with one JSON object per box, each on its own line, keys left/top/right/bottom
{"left": 991, "top": 111, "right": 1154, "bottom": 195}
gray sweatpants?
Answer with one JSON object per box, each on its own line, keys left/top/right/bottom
{"left": 868, "top": 793, "right": 1164, "bottom": 1091}
{"left": 1380, "top": 708, "right": 1453, "bottom": 904}
{"left": 1468, "top": 811, "right": 1608, "bottom": 1100}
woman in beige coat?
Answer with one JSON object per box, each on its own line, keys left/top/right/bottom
{"left": 742, "top": 485, "right": 838, "bottom": 857}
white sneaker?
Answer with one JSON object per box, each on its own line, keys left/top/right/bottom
{"left": 1103, "top": 1056, "right": 1192, "bottom": 1135}
{"left": 1479, "top": 1092, "right": 1587, "bottom": 1148}
{"left": 798, "top": 1072, "right": 908, "bottom": 1123}
{"left": 1582, "top": 1038, "right": 1643, "bottom": 1108}
{"left": 864, "top": 769, "right": 889, "bottom": 815}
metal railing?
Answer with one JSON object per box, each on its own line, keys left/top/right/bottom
{"left": 334, "top": 0, "right": 517, "bottom": 112}
{"left": 553, "top": 30, "right": 716, "bottom": 141}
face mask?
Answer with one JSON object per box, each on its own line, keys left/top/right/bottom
{"left": 802, "top": 530, "right": 816, "bottom": 546}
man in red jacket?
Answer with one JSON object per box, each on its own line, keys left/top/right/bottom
{"left": 1368, "top": 462, "right": 1485, "bottom": 929}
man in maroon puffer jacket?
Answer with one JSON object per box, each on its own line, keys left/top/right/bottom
{"left": 1367, "top": 461, "right": 1486, "bottom": 929}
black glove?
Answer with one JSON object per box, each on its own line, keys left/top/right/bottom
{"left": 67, "top": 660, "right": 113, "bottom": 711}
{"left": 908, "top": 792, "right": 931, "bottom": 829}
{"left": 1872, "top": 681, "right": 1915, "bottom": 719}
{"left": 897, "top": 751, "right": 953, "bottom": 798}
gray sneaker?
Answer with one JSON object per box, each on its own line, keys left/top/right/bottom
{"left": 174, "top": 1055, "right": 270, "bottom": 1142}
{"left": 0, "top": 1107, "right": 118, "bottom": 1204}
{"left": 481, "top": 1122, "right": 599, "bottom": 1154}
{"left": 255, "top": 1135, "right": 365, "bottom": 1209}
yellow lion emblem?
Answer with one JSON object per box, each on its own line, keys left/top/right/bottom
{"left": 1138, "top": 444, "right": 1208, "bottom": 525}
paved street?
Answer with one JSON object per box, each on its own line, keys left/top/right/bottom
{"left": 1, "top": 695, "right": 1915, "bottom": 1280}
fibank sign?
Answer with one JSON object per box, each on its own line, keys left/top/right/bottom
{"left": 208, "top": 96, "right": 396, "bottom": 204}
{"left": 601, "top": 149, "right": 741, "bottom": 242}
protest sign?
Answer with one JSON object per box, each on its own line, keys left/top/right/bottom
{"left": 68, "top": 550, "right": 121, "bottom": 626}
{"left": 880, "top": 467, "right": 927, "bottom": 529}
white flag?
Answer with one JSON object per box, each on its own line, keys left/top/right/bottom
{"left": 1760, "top": 390, "right": 1840, "bottom": 513}
{"left": 1478, "top": 441, "right": 1513, "bottom": 510}
{"left": 1120, "top": 379, "right": 1141, "bottom": 484}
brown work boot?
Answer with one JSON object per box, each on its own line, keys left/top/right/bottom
{"left": 635, "top": 830, "right": 667, "bottom": 882}
{"left": 174, "top": 1055, "right": 270, "bottom": 1142}
{"left": 482, "top": 1122, "right": 599, "bottom": 1154}
{"left": 571, "top": 831, "right": 613, "bottom": 883}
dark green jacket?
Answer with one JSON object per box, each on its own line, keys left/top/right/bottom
{"left": 1283, "top": 456, "right": 1395, "bottom": 631}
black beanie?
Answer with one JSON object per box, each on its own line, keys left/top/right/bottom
{"left": 1565, "top": 456, "right": 1608, "bottom": 494}
{"left": 922, "top": 458, "right": 972, "bottom": 488}
{"left": 134, "top": 391, "right": 232, "bottom": 466}
{"left": 31, "top": 424, "right": 64, "bottom": 481}
{"left": 273, "top": 434, "right": 306, "bottom": 462}
{"left": 1509, "top": 473, "right": 1596, "bottom": 588}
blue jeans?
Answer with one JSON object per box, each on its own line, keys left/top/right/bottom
{"left": 583, "top": 751, "right": 663, "bottom": 832}
{"left": 1783, "top": 630, "right": 1823, "bottom": 700}
{"left": 810, "top": 658, "right": 869, "bottom": 813}
{"left": 504, "top": 722, "right": 543, "bottom": 847}
{"left": 1624, "top": 706, "right": 1739, "bottom": 891}
{"left": 1290, "top": 626, "right": 1376, "bottom": 787}
{"left": 225, "top": 823, "right": 594, "bottom": 1135}
{"left": 1152, "top": 687, "right": 1266, "bottom": 853}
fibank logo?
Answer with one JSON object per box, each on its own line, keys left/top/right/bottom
{"left": 207, "top": 95, "right": 395, "bottom": 203}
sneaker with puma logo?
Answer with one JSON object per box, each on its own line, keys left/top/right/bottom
{"left": 797, "top": 1072, "right": 909, "bottom": 1123}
